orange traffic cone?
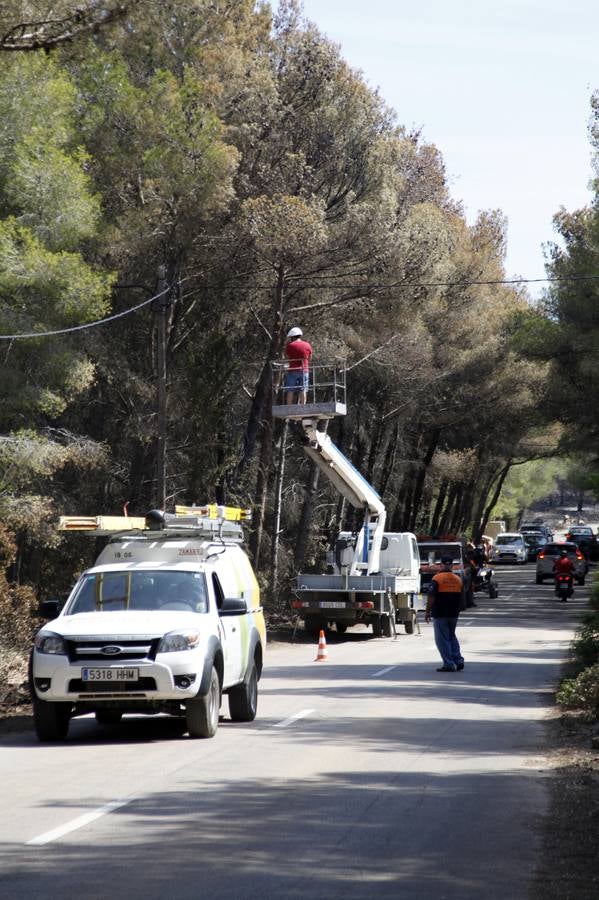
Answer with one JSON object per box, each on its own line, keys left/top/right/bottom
{"left": 314, "top": 629, "right": 328, "bottom": 662}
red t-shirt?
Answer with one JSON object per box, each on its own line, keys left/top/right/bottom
{"left": 553, "top": 556, "right": 574, "bottom": 574}
{"left": 285, "top": 338, "right": 312, "bottom": 371}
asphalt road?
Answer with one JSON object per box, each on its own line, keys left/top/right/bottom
{"left": 0, "top": 563, "right": 589, "bottom": 900}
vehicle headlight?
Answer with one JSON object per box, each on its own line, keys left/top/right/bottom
{"left": 34, "top": 632, "right": 67, "bottom": 655}
{"left": 158, "top": 629, "right": 201, "bottom": 653}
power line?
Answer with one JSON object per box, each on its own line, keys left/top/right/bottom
{"left": 0, "top": 270, "right": 597, "bottom": 341}
{"left": 0, "top": 285, "right": 170, "bottom": 341}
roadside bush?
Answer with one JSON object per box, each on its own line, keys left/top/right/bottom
{"left": 0, "top": 583, "right": 38, "bottom": 651}
{"left": 0, "top": 523, "right": 38, "bottom": 652}
{"left": 556, "top": 571, "right": 599, "bottom": 718}
{"left": 569, "top": 620, "right": 599, "bottom": 671}
{"left": 557, "top": 663, "right": 599, "bottom": 716}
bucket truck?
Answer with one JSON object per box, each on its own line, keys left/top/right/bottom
{"left": 272, "top": 362, "right": 420, "bottom": 637}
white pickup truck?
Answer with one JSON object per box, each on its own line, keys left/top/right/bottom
{"left": 30, "top": 508, "right": 266, "bottom": 741}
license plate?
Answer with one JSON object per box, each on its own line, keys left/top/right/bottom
{"left": 81, "top": 667, "right": 139, "bottom": 682}
{"left": 318, "top": 601, "right": 346, "bottom": 608}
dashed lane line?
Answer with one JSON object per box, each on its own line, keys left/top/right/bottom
{"left": 371, "top": 665, "right": 398, "bottom": 677}
{"left": 27, "top": 798, "right": 132, "bottom": 846}
{"left": 272, "top": 708, "right": 315, "bottom": 729}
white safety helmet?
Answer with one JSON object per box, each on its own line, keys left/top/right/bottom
{"left": 286, "top": 326, "right": 303, "bottom": 339}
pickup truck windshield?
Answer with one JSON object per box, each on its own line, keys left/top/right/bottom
{"left": 418, "top": 544, "right": 462, "bottom": 564}
{"left": 67, "top": 570, "right": 208, "bottom": 614}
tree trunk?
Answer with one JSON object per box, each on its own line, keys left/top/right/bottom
{"left": 294, "top": 460, "right": 321, "bottom": 570}
{"left": 271, "top": 419, "right": 289, "bottom": 599}
{"left": 456, "top": 480, "right": 476, "bottom": 533}
{"left": 472, "top": 471, "right": 496, "bottom": 542}
{"left": 364, "top": 415, "right": 383, "bottom": 484}
{"left": 430, "top": 479, "right": 448, "bottom": 535}
{"left": 235, "top": 266, "right": 285, "bottom": 483}
{"left": 408, "top": 430, "right": 439, "bottom": 532}
{"left": 479, "top": 461, "right": 512, "bottom": 536}
{"left": 447, "top": 485, "right": 465, "bottom": 534}
{"left": 437, "top": 482, "right": 459, "bottom": 535}
{"left": 249, "top": 406, "right": 274, "bottom": 569}
{"left": 378, "top": 423, "right": 399, "bottom": 499}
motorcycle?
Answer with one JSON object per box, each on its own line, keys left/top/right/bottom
{"left": 554, "top": 573, "right": 574, "bottom": 602}
{"left": 472, "top": 565, "right": 499, "bottom": 599}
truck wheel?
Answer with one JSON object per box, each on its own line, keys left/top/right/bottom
{"left": 372, "top": 617, "right": 383, "bottom": 637}
{"left": 381, "top": 614, "right": 393, "bottom": 637}
{"left": 95, "top": 710, "right": 123, "bottom": 726}
{"left": 186, "top": 666, "right": 220, "bottom": 738}
{"left": 404, "top": 619, "right": 415, "bottom": 635}
{"left": 228, "top": 663, "right": 258, "bottom": 722}
{"left": 33, "top": 695, "right": 71, "bottom": 742}
{"left": 335, "top": 622, "right": 347, "bottom": 634}
{"left": 304, "top": 615, "right": 321, "bottom": 638}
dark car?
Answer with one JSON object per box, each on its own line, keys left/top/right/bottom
{"left": 521, "top": 522, "right": 553, "bottom": 541}
{"left": 564, "top": 526, "right": 597, "bottom": 561}
{"left": 417, "top": 541, "right": 473, "bottom": 608}
{"left": 522, "top": 532, "right": 547, "bottom": 561}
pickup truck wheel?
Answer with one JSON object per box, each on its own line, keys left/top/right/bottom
{"left": 228, "top": 663, "right": 258, "bottom": 722}
{"left": 33, "top": 695, "right": 71, "bottom": 742}
{"left": 186, "top": 666, "right": 220, "bottom": 738}
{"left": 95, "top": 710, "right": 123, "bottom": 726}
{"left": 372, "top": 617, "right": 383, "bottom": 637}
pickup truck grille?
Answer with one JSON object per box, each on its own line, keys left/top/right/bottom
{"left": 68, "top": 677, "right": 157, "bottom": 693}
{"left": 66, "top": 638, "right": 159, "bottom": 663}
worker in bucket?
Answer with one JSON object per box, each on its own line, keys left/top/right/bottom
{"left": 425, "top": 554, "right": 465, "bottom": 672}
{"left": 285, "top": 326, "right": 312, "bottom": 404}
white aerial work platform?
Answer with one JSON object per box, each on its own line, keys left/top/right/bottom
{"left": 272, "top": 361, "right": 420, "bottom": 638}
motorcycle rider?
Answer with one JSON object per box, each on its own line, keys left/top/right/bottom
{"left": 553, "top": 548, "right": 574, "bottom": 601}
{"left": 553, "top": 548, "right": 574, "bottom": 577}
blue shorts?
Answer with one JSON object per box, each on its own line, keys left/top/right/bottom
{"left": 285, "top": 371, "right": 309, "bottom": 390}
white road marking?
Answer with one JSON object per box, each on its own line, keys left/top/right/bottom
{"left": 27, "top": 798, "right": 132, "bottom": 846}
{"left": 371, "top": 665, "right": 397, "bottom": 677}
{"left": 272, "top": 708, "right": 315, "bottom": 729}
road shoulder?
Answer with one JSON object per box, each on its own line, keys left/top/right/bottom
{"left": 531, "top": 709, "right": 599, "bottom": 900}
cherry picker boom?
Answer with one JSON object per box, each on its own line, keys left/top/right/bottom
{"left": 272, "top": 362, "right": 421, "bottom": 638}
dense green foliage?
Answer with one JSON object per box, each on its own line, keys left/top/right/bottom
{"left": 557, "top": 577, "right": 599, "bottom": 716}
{"left": 0, "top": 0, "right": 596, "bottom": 635}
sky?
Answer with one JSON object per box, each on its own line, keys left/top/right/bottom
{"left": 300, "top": 0, "right": 598, "bottom": 297}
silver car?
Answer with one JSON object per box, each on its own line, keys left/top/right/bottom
{"left": 490, "top": 533, "right": 527, "bottom": 564}
{"left": 535, "top": 542, "right": 586, "bottom": 585}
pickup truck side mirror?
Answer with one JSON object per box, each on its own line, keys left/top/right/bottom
{"left": 219, "top": 597, "right": 248, "bottom": 616}
{"left": 39, "top": 599, "right": 61, "bottom": 619}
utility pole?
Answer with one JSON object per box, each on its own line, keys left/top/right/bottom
{"left": 155, "top": 265, "right": 169, "bottom": 510}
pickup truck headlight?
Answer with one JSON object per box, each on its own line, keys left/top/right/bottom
{"left": 158, "top": 629, "right": 201, "bottom": 653}
{"left": 34, "top": 632, "right": 67, "bottom": 655}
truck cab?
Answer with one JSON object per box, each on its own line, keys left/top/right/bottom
{"left": 417, "top": 540, "right": 473, "bottom": 609}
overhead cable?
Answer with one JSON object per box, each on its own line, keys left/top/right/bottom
{"left": 0, "top": 271, "right": 597, "bottom": 341}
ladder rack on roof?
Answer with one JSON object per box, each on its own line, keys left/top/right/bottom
{"left": 57, "top": 505, "right": 252, "bottom": 541}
